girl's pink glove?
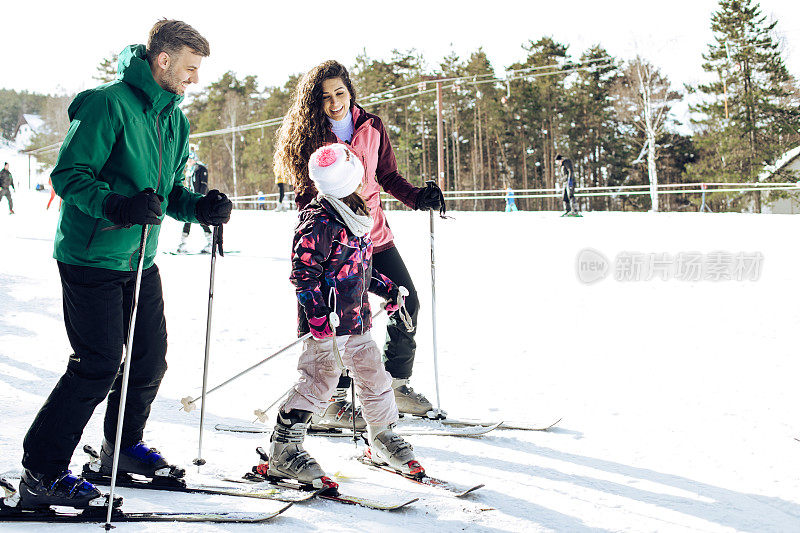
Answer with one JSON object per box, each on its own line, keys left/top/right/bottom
{"left": 309, "top": 315, "right": 333, "bottom": 339}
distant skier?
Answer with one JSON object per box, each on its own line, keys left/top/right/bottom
{"left": 17, "top": 20, "right": 231, "bottom": 511}
{"left": 0, "top": 162, "right": 15, "bottom": 214}
{"left": 556, "top": 154, "right": 579, "bottom": 216}
{"left": 176, "top": 154, "right": 213, "bottom": 253}
{"left": 265, "top": 143, "right": 422, "bottom": 490}
{"left": 275, "top": 174, "right": 287, "bottom": 211}
{"left": 505, "top": 186, "right": 518, "bottom": 212}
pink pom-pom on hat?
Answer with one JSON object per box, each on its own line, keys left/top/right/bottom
{"left": 316, "top": 147, "right": 337, "bottom": 167}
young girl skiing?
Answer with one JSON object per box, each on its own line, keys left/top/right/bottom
{"left": 265, "top": 143, "right": 423, "bottom": 490}
{"left": 273, "top": 60, "right": 446, "bottom": 424}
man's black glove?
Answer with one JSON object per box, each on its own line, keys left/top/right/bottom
{"left": 415, "top": 181, "right": 446, "bottom": 212}
{"left": 195, "top": 189, "right": 233, "bottom": 226}
{"left": 104, "top": 188, "right": 163, "bottom": 226}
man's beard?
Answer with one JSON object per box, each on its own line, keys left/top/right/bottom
{"left": 162, "top": 65, "right": 185, "bottom": 95}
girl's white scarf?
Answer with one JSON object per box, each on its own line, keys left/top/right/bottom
{"left": 320, "top": 194, "right": 373, "bottom": 237}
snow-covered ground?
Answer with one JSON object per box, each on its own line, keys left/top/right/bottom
{"left": 1, "top": 187, "right": 800, "bottom": 532}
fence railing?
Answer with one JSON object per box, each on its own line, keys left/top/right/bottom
{"left": 228, "top": 182, "right": 800, "bottom": 210}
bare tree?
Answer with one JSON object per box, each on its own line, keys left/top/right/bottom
{"left": 614, "top": 57, "right": 679, "bottom": 211}
{"left": 221, "top": 92, "right": 246, "bottom": 199}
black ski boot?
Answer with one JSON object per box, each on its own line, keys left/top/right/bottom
{"left": 99, "top": 439, "right": 185, "bottom": 479}
{"left": 15, "top": 469, "right": 119, "bottom": 510}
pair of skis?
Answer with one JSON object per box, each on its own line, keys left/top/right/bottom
{"left": 80, "top": 444, "right": 417, "bottom": 511}
{"left": 237, "top": 446, "right": 484, "bottom": 500}
{"left": 0, "top": 476, "right": 291, "bottom": 524}
{"left": 215, "top": 420, "right": 504, "bottom": 438}
{"left": 216, "top": 416, "right": 562, "bottom": 438}
{"left": 165, "top": 249, "right": 240, "bottom": 256}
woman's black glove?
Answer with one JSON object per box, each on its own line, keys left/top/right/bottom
{"left": 104, "top": 188, "right": 163, "bottom": 226}
{"left": 414, "top": 181, "right": 446, "bottom": 212}
{"left": 195, "top": 189, "right": 233, "bottom": 225}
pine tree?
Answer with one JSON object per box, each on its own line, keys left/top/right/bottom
{"left": 688, "top": 0, "right": 799, "bottom": 212}
{"left": 507, "top": 37, "right": 569, "bottom": 210}
{"left": 464, "top": 50, "right": 502, "bottom": 210}
{"left": 94, "top": 53, "right": 119, "bottom": 84}
{"left": 565, "top": 46, "right": 622, "bottom": 211}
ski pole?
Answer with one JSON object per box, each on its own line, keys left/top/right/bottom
{"left": 424, "top": 180, "right": 449, "bottom": 420}
{"left": 428, "top": 207, "right": 443, "bottom": 417}
{"left": 325, "top": 309, "right": 358, "bottom": 447}
{"left": 350, "top": 370, "right": 358, "bottom": 446}
{"left": 105, "top": 223, "right": 150, "bottom": 530}
{"left": 181, "top": 332, "right": 312, "bottom": 412}
{"left": 182, "top": 297, "right": 382, "bottom": 412}
{"left": 193, "top": 225, "right": 222, "bottom": 469}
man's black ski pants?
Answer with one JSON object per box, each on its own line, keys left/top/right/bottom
{"left": 22, "top": 262, "right": 168, "bottom": 477}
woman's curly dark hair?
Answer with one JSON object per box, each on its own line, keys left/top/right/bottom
{"left": 273, "top": 60, "right": 357, "bottom": 197}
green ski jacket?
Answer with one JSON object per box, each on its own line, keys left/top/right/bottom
{"left": 51, "top": 44, "right": 201, "bottom": 271}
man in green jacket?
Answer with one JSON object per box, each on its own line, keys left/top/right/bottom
{"left": 16, "top": 20, "right": 232, "bottom": 510}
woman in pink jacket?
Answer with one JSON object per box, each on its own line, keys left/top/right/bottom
{"left": 274, "top": 60, "right": 445, "bottom": 425}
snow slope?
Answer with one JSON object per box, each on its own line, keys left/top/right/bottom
{"left": 1, "top": 189, "right": 799, "bottom": 532}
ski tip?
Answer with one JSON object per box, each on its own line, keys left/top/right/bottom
{"left": 276, "top": 502, "right": 294, "bottom": 516}
{"left": 0, "top": 478, "right": 16, "bottom": 497}
{"left": 455, "top": 484, "right": 485, "bottom": 497}
{"left": 402, "top": 497, "right": 420, "bottom": 509}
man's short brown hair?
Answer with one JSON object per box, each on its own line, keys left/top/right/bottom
{"left": 147, "top": 19, "right": 210, "bottom": 64}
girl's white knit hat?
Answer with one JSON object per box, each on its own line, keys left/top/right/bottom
{"left": 308, "top": 144, "right": 364, "bottom": 199}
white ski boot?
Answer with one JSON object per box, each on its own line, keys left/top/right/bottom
{"left": 176, "top": 232, "right": 189, "bottom": 253}
{"left": 366, "top": 424, "right": 424, "bottom": 477}
{"left": 200, "top": 231, "right": 213, "bottom": 254}
{"left": 392, "top": 378, "right": 433, "bottom": 417}
{"left": 310, "top": 387, "right": 366, "bottom": 431}
{"left": 266, "top": 410, "right": 336, "bottom": 490}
